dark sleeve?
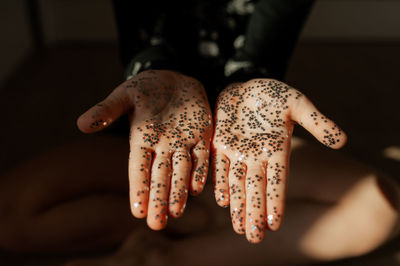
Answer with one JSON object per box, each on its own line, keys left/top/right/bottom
{"left": 225, "top": 0, "right": 315, "bottom": 83}
{"left": 112, "top": 0, "right": 199, "bottom": 80}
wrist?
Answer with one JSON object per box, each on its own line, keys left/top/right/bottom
{"left": 223, "top": 58, "right": 270, "bottom": 86}
{"left": 125, "top": 44, "right": 183, "bottom": 80}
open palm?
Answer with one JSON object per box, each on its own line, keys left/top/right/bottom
{"left": 212, "top": 79, "right": 346, "bottom": 243}
{"left": 78, "top": 70, "right": 212, "bottom": 230}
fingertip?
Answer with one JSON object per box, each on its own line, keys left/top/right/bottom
{"left": 190, "top": 165, "right": 208, "bottom": 195}
{"left": 246, "top": 231, "right": 265, "bottom": 244}
{"left": 245, "top": 213, "right": 266, "bottom": 243}
{"left": 212, "top": 152, "right": 230, "bottom": 207}
{"left": 76, "top": 113, "right": 91, "bottom": 133}
{"left": 129, "top": 183, "right": 149, "bottom": 219}
{"left": 268, "top": 222, "right": 282, "bottom": 231}
{"left": 147, "top": 215, "right": 168, "bottom": 231}
{"left": 266, "top": 198, "right": 285, "bottom": 231}
{"left": 265, "top": 156, "right": 287, "bottom": 232}
{"left": 129, "top": 147, "right": 152, "bottom": 219}
{"left": 215, "top": 188, "right": 230, "bottom": 208}
{"left": 168, "top": 204, "right": 186, "bottom": 218}
{"left": 292, "top": 96, "right": 348, "bottom": 150}
{"left": 131, "top": 202, "right": 148, "bottom": 219}
{"left": 168, "top": 191, "right": 188, "bottom": 218}
{"left": 76, "top": 106, "right": 112, "bottom": 133}
{"left": 189, "top": 182, "right": 205, "bottom": 196}
{"left": 266, "top": 212, "right": 283, "bottom": 231}
{"left": 321, "top": 123, "right": 347, "bottom": 149}
{"left": 231, "top": 204, "right": 246, "bottom": 235}
{"left": 233, "top": 226, "right": 246, "bottom": 235}
{"left": 190, "top": 142, "right": 210, "bottom": 195}
{"left": 232, "top": 217, "right": 246, "bottom": 235}
{"left": 330, "top": 129, "right": 348, "bottom": 149}
{"left": 169, "top": 150, "right": 191, "bottom": 218}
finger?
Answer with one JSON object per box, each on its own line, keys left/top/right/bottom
{"left": 129, "top": 146, "right": 152, "bottom": 218}
{"left": 291, "top": 96, "right": 347, "bottom": 149}
{"left": 245, "top": 163, "right": 267, "bottom": 243}
{"left": 147, "top": 151, "right": 171, "bottom": 230}
{"left": 190, "top": 141, "right": 210, "bottom": 195}
{"left": 212, "top": 152, "right": 230, "bottom": 207}
{"left": 77, "top": 85, "right": 131, "bottom": 133}
{"left": 229, "top": 160, "right": 246, "bottom": 234}
{"left": 169, "top": 150, "right": 192, "bottom": 218}
{"left": 266, "top": 155, "right": 289, "bottom": 231}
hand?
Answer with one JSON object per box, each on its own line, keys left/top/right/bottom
{"left": 77, "top": 70, "right": 212, "bottom": 230}
{"left": 212, "top": 79, "right": 346, "bottom": 243}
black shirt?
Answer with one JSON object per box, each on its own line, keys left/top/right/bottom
{"left": 112, "top": 0, "right": 314, "bottom": 103}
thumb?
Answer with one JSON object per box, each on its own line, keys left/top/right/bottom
{"left": 291, "top": 95, "right": 347, "bottom": 149}
{"left": 77, "top": 85, "right": 132, "bottom": 133}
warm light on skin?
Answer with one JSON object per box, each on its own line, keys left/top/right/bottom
{"left": 299, "top": 175, "right": 399, "bottom": 261}
{"left": 212, "top": 79, "right": 346, "bottom": 242}
{"left": 78, "top": 70, "right": 213, "bottom": 230}
{"left": 383, "top": 146, "right": 400, "bottom": 161}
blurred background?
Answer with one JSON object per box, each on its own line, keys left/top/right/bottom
{"left": 0, "top": 0, "right": 399, "bottom": 265}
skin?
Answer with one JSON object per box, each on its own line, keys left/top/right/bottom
{"left": 212, "top": 79, "right": 347, "bottom": 243}
{"left": 0, "top": 136, "right": 398, "bottom": 266}
{"left": 77, "top": 70, "right": 213, "bottom": 230}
